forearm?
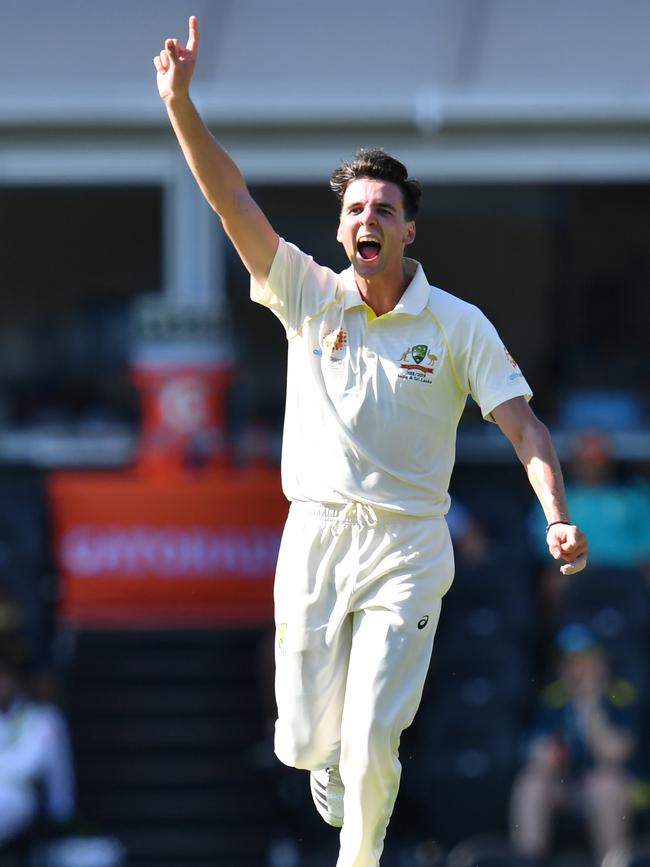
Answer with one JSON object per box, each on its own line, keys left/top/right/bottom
{"left": 164, "top": 94, "right": 249, "bottom": 219}
{"left": 493, "top": 398, "right": 586, "bottom": 566}
{"left": 154, "top": 20, "right": 278, "bottom": 283}
{"left": 512, "top": 418, "right": 569, "bottom": 524}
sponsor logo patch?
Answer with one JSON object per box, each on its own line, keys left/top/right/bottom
{"left": 323, "top": 328, "right": 348, "bottom": 360}
{"left": 319, "top": 328, "right": 348, "bottom": 373}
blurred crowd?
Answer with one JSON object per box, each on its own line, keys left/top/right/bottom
{"left": 0, "top": 424, "right": 649, "bottom": 867}
{"left": 0, "top": 592, "right": 75, "bottom": 860}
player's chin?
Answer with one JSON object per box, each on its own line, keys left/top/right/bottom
{"left": 353, "top": 253, "right": 383, "bottom": 275}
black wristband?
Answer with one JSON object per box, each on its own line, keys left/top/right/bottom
{"left": 546, "top": 520, "right": 570, "bottom": 535}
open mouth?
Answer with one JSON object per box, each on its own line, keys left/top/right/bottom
{"left": 357, "top": 239, "right": 381, "bottom": 261}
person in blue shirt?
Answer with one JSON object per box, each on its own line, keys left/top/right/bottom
{"left": 530, "top": 430, "right": 650, "bottom": 647}
{"left": 509, "top": 625, "right": 639, "bottom": 864}
{"left": 530, "top": 430, "right": 650, "bottom": 570}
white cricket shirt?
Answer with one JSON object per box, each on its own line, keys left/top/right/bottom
{"left": 251, "top": 239, "right": 532, "bottom": 517}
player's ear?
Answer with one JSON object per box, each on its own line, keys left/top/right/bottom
{"left": 336, "top": 222, "right": 343, "bottom": 243}
{"left": 404, "top": 221, "right": 416, "bottom": 246}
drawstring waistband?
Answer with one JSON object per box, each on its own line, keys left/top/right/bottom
{"left": 288, "top": 500, "right": 444, "bottom": 532}
{"left": 332, "top": 501, "right": 378, "bottom": 535}
{"left": 289, "top": 500, "right": 383, "bottom": 534}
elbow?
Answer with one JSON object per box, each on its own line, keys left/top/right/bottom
{"left": 202, "top": 184, "right": 251, "bottom": 221}
{"left": 219, "top": 188, "right": 253, "bottom": 218}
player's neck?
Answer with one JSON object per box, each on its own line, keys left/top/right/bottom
{"left": 355, "top": 263, "right": 410, "bottom": 317}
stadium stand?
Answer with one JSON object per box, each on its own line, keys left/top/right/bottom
{"left": 62, "top": 629, "right": 272, "bottom": 867}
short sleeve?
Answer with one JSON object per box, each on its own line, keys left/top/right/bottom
{"left": 466, "top": 312, "right": 533, "bottom": 422}
{"left": 250, "top": 238, "right": 338, "bottom": 336}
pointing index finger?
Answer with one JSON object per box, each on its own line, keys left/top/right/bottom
{"left": 187, "top": 15, "right": 200, "bottom": 52}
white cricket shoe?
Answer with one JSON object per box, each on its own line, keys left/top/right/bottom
{"left": 309, "top": 766, "right": 344, "bottom": 828}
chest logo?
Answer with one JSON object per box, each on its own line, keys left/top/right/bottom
{"left": 400, "top": 345, "right": 437, "bottom": 371}
{"left": 322, "top": 328, "right": 348, "bottom": 364}
{"left": 398, "top": 344, "right": 438, "bottom": 384}
{"left": 323, "top": 328, "right": 347, "bottom": 352}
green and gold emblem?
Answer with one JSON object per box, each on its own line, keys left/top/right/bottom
{"left": 411, "top": 344, "right": 428, "bottom": 364}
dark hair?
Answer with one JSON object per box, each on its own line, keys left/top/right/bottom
{"left": 330, "top": 148, "right": 422, "bottom": 221}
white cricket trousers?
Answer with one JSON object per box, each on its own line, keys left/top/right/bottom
{"left": 273, "top": 502, "right": 454, "bottom": 867}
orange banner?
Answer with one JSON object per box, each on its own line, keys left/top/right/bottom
{"left": 47, "top": 469, "right": 288, "bottom": 628}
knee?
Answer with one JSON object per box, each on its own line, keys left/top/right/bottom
{"left": 369, "top": 716, "right": 398, "bottom": 753}
{"left": 584, "top": 769, "right": 628, "bottom": 811}
{"left": 274, "top": 724, "right": 335, "bottom": 771}
{"left": 509, "top": 762, "right": 557, "bottom": 812}
{"left": 516, "top": 763, "right": 554, "bottom": 789}
{"left": 275, "top": 740, "right": 322, "bottom": 770}
{"left": 341, "top": 716, "right": 396, "bottom": 773}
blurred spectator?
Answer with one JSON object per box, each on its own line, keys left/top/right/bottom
{"left": 530, "top": 429, "right": 650, "bottom": 570}
{"left": 233, "top": 421, "right": 282, "bottom": 470}
{"left": 0, "top": 641, "right": 75, "bottom": 850}
{"left": 529, "top": 430, "right": 650, "bottom": 645}
{"left": 509, "top": 625, "right": 639, "bottom": 865}
{"left": 447, "top": 499, "right": 490, "bottom": 567}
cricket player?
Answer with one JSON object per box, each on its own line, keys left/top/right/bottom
{"left": 154, "top": 18, "right": 588, "bottom": 867}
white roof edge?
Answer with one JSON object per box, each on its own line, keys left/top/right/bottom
{"left": 5, "top": 134, "right": 650, "bottom": 185}
{"left": 3, "top": 87, "right": 650, "bottom": 128}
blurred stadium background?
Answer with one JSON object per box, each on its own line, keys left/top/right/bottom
{"left": 0, "top": 1, "right": 649, "bottom": 865}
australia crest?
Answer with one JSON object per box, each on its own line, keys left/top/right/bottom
{"left": 398, "top": 345, "right": 438, "bottom": 383}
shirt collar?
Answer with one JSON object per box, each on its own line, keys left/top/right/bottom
{"left": 340, "top": 258, "right": 430, "bottom": 315}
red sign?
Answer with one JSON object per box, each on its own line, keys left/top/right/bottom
{"left": 47, "top": 469, "right": 288, "bottom": 628}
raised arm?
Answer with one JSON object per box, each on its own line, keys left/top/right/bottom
{"left": 491, "top": 396, "right": 588, "bottom": 573}
{"left": 154, "top": 16, "right": 279, "bottom": 286}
